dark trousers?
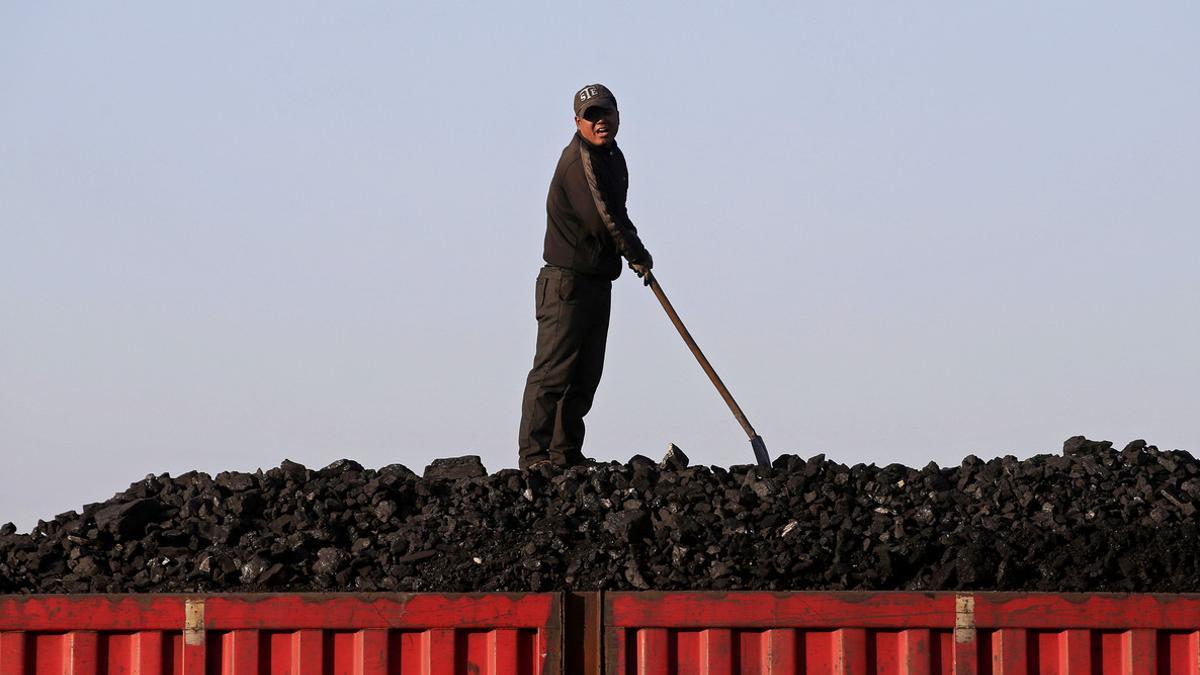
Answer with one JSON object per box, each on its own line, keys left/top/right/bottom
{"left": 518, "top": 265, "right": 612, "bottom": 468}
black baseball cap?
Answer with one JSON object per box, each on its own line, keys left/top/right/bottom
{"left": 573, "top": 83, "right": 617, "bottom": 117}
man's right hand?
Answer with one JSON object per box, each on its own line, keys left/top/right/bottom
{"left": 629, "top": 252, "right": 653, "bottom": 285}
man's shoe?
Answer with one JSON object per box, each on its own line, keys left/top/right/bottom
{"left": 522, "top": 458, "right": 554, "bottom": 472}
{"left": 565, "top": 455, "right": 604, "bottom": 470}
{"left": 562, "top": 450, "right": 586, "bottom": 465}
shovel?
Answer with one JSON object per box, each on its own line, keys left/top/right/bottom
{"left": 643, "top": 271, "right": 772, "bottom": 468}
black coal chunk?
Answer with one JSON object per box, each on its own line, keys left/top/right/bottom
{"left": 215, "top": 471, "right": 257, "bottom": 492}
{"left": 660, "top": 444, "right": 690, "bottom": 470}
{"left": 423, "top": 456, "right": 487, "bottom": 481}
{"left": 94, "top": 498, "right": 160, "bottom": 539}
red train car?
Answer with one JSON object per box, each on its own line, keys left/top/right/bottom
{"left": 4, "top": 591, "right": 1200, "bottom": 674}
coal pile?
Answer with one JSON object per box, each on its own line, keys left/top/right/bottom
{"left": 3, "top": 436, "right": 1200, "bottom": 594}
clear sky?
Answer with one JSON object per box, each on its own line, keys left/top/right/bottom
{"left": 2, "top": 3, "right": 1197, "bottom": 532}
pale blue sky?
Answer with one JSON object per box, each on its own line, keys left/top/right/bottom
{"left": 2, "top": 3, "right": 1197, "bottom": 531}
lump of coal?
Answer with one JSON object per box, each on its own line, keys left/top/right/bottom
{"left": 215, "top": 472, "right": 257, "bottom": 492}
{"left": 93, "top": 498, "right": 160, "bottom": 539}
{"left": 321, "top": 459, "right": 364, "bottom": 474}
{"left": 660, "top": 444, "right": 689, "bottom": 470}
{"left": 423, "top": 456, "right": 486, "bottom": 481}
{"left": 313, "top": 547, "right": 350, "bottom": 577}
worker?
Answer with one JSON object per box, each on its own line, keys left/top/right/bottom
{"left": 517, "top": 83, "right": 653, "bottom": 471}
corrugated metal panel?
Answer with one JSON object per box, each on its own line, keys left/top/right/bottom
{"left": 0, "top": 593, "right": 560, "bottom": 675}
{"left": 604, "top": 592, "right": 1200, "bottom": 674}
{"left": 7, "top": 591, "right": 1200, "bottom": 673}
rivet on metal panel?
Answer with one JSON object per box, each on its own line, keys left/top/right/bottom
{"left": 184, "top": 600, "right": 205, "bottom": 647}
{"left": 954, "top": 595, "right": 975, "bottom": 645}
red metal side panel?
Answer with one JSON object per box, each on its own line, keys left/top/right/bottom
{"left": 0, "top": 632, "right": 26, "bottom": 675}
{"left": 605, "top": 592, "right": 1200, "bottom": 675}
{"left": 606, "top": 592, "right": 958, "bottom": 674}
{"left": 0, "top": 593, "right": 560, "bottom": 675}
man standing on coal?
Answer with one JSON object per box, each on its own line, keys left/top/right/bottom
{"left": 518, "top": 84, "right": 653, "bottom": 470}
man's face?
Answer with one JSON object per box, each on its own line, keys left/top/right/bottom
{"left": 576, "top": 106, "right": 619, "bottom": 146}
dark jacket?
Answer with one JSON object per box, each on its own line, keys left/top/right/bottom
{"left": 543, "top": 133, "right": 649, "bottom": 280}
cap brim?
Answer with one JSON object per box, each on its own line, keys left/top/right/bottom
{"left": 577, "top": 97, "right": 618, "bottom": 117}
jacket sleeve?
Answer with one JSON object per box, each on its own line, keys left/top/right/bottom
{"left": 579, "top": 143, "right": 650, "bottom": 264}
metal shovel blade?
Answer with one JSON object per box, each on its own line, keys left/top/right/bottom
{"left": 750, "top": 435, "right": 771, "bottom": 469}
